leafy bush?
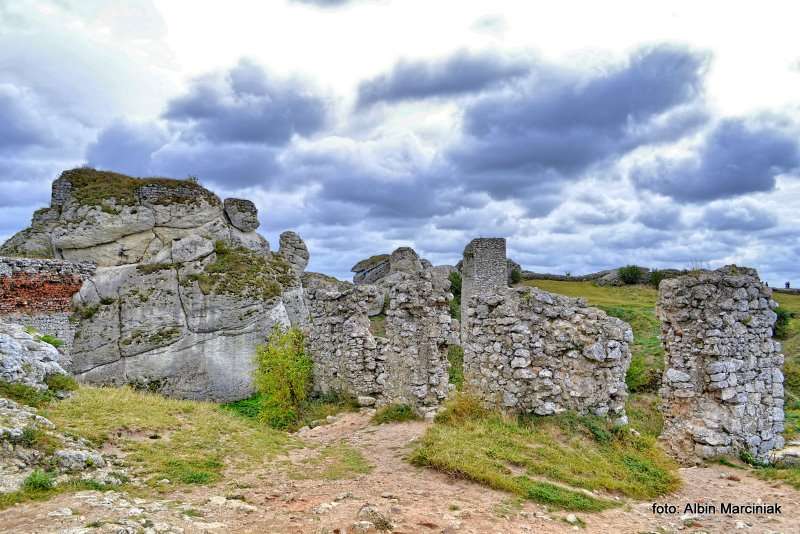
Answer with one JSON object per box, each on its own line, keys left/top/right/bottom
{"left": 448, "top": 271, "right": 462, "bottom": 300}
{"left": 23, "top": 470, "right": 54, "bottom": 491}
{"left": 448, "top": 271, "right": 462, "bottom": 319}
{"left": 0, "top": 381, "right": 52, "bottom": 407}
{"left": 253, "top": 326, "right": 313, "bottom": 429}
{"left": 372, "top": 404, "right": 419, "bottom": 424}
{"left": 775, "top": 307, "right": 795, "bottom": 340}
{"left": 648, "top": 269, "right": 669, "bottom": 288}
{"left": 447, "top": 345, "right": 464, "bottom": 390}
{"left": 510, "top": 268, "right": 522, "bottom": 284}
{"left": 618, "top": 265, "right": 644, "bottom": 285}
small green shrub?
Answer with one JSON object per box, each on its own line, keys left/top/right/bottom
{"left": 775, "top": 307, "right": 795, "bottom": 340}
{"left": 253, "top": 326, "right": 313, "bottom": 430}
{"left": 45, "top": 373, "right": 79, "bottom": 392}
{"left": 0, "top": 381, "right": 52, "bottom": 407}
{"left": 38, "top": 334, "right": 64, "bottom": 348}
{"left": 510, "top": 268, "right": 522, "bottom": 285}
{"left": 372, "top": 404, "right": 419, "bottom": 424}
{"left": 648, "top": 269, "right": 669, "bottom": 288}
{"left": 449, "top": 271, "right": 462, "bottom": 300}
{"left": 23, "top": 470, "right": 55, "bottom": 491}
{"left": 618, "top": 265, "right": 644, "bottom": 285}
{"left": 447, "top": 345, "right": 464, "bottom": 391}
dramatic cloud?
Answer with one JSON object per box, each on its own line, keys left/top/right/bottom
{"left": 86, "top": 120, "right": 169, "bottom": 177}
{"left": 699, "top": 199, "right": 778, "bottom": 231}
{"left": 164, "top": 59, "right": 328, "bottom": 145}
{"left": 0, "top": 84, "right": 56, "bottom": 151}
{"left": 447, "top": 45, "right": 709, "bottom": 200}
{"left": 357, "top": 50, "right": 530, "bottom": 107}
{"left": 631, "top": 116, "right": 800, "bottom": 201}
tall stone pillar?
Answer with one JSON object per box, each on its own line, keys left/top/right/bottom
{"left": 658, "top": 266, "right": 785, "bottom": 463}
{"left": 460, "top": 238, "right": 507, "bottom": 327}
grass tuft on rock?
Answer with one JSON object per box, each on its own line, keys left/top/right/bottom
{"left": 188, "top": 241, "right": 293, "bottom": 301}
{"left": 409, "top": 394, "right": 679, "bottom": 511}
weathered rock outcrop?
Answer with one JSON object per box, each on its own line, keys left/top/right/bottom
{"left": 304, "top": 247, "right": 455, "bottom": 414}
{"left": 1, "top": 169, "right": 309, "bottom": 402}
{"left": 658, "top": 266, "right": 785, "bottom": 462}
{"left": 460, "top": 238, "right": 632, "bottom": 421}
{"left": 0, "top": 169, "right": 269, "bottom": 266}
{"left": 351, "top": 255, "right": 391, "bottom": 285}
{"left": 0, "top": 322, "right": 117, "bottom": 494}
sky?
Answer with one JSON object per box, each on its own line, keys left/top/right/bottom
{"left": 1, "top": 1, "right": 799, "bottom": 283}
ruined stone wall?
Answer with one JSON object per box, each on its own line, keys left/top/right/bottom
{"left": 303, "top": 266, "right": 454, "bottom": 415}
{"left": 460, "top": 237, "right": 632, "bottom": 421}
{"left": 658, "top": 266, "right": 785, "bottom": 462}
{"left": 462, "top": 287, "right": 632, "bottom": 420}
{"left": 0, "top": 257, "right": 95, "bottom": 360}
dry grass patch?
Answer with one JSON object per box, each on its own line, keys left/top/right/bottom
{"left": 44, "top": 386, "right": 295, "bottom": 488}
{"left": 288, "top": 442, "right": 372, "bottom": 480}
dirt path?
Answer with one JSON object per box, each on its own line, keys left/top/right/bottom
{"left": 2, "top": 411, "right": 800, "bottom": 533}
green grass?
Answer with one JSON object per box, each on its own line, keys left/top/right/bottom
{"left": 447, "top": 345, "right": 464, "bottom": 391}
{"left": 222, "top": 391, "right": 359, "bottom": 430}
{"left": 44, "top": 386, "right": 295, "bottom": 488}
{"left": 288, "top": 442, "right": 373, "bottom": 480}
{"left": 410, "top": 395, "right": 679, "bottom": 511}
{"left": 522, "top": 280, "right": 663, "bottom": 392}
{"left": 0, "top": 381, "right": 54, "bottom": 408}
{"left": 0, "top": 477, "right": 119, "bottom": 510}
{"left": 372, "top": 404, "right": 420, "bottom": 424}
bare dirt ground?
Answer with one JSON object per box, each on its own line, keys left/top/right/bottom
{"left": 2, "top": 411, "right": 800, "bottom": 534}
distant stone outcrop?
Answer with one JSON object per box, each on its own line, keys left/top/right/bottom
{"left": 658, "top": 266, "right": 785, "bottom": 463}
{"left": 1, "top": 169, "right": 309, "bottom": 401}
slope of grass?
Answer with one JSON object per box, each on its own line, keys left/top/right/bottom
{"left": 44, "top": 386, "right": 295, "bottom": 488}
{"left": 522, "top": 280, "right": 663, "bottom": 392}
{"left": 410, "top": 395, "right": 679, "bottom": 511}
{"left": 288, "top": 442, "right": 373, "bottom": 480}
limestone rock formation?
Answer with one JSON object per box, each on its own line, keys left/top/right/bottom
{"left": 0, "top": 169, "right": 270, "bottom": 267}
{"left": 351, "top": 255, "right": 391, "bottom": 285}
{"left": 0, "top": 324, "right": 118, "bottom": 494}
{"left": 0, "top": 322, "right": 68, "bottom": 389}
{"left": 658, "top": 266, "right": 785, "bottom": 462}
{"left": 223, "top": 198, "right": 260, "bottom": 232}
{"left": 1, "top": 169, "right": 309, "bottom": 402}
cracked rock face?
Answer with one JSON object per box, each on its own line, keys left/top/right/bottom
{"left": 658, "top": 265, "right": 785, "bottom": 463}
{"left": 224, "top": 198, "right": 260, "bottom": 232}
{"left": 0, "top": 321, "right": 69, "bottom": 389}
{"left": 0, "top": 169, "right": 269, "bottom": 267}
{"left": 1, "top": 169, "right": 310, "bottom": 402}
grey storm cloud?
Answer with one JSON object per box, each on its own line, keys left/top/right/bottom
{"left": 446, "top": 45, "right": 710, "bottom": 200}
{"left": 164, "top": 59, "right": 328, "bottom": 145}
{"left": 0, "top": 84, "right": 56, "bottom": 151}
{"left": 699, "top": 200, "right": 778, "bottom": 231}
{"left": 86, "top": 120, "right": 168, "bottom": 177}
{"left": 356, "top": 50, "right": 531, "bottom": 107}
{"left": 631, "top": 116, "right": 800, "bottom": 202}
